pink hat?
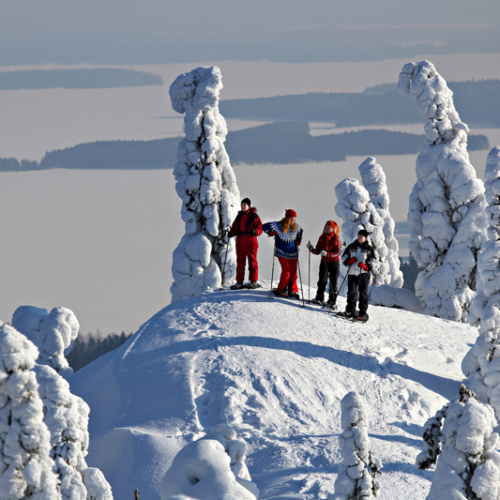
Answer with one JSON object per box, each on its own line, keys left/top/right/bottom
{"left": 285, "top": 209, "right": 297, "bottom": 218}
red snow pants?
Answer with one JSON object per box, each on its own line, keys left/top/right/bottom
{"left": 236, "top": 234, "right": 259, "bottom": 283}
{"left": 277, "top": 257, "right": 298, "bottom": 293}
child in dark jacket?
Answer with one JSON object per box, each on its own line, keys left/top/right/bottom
{"left": 307, "top": 220, "right": 342, "bottom": 308}
{"left": 338, "top": 229, "right": 377, "bottom": 322}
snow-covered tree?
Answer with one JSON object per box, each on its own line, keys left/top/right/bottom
{"left": 0, "top": 324, "right": 61, "bottom": 500}
{"left": 398, "top": 60, "right": 487, "bottom": 321}
{"left": 423, "top": 385, "right": 500, "bottom": 500}
{"left": 358, "top": 157, "right": 403, "bottom": 288}
{"left": 35, "top": 365, "right": 113, "bottom": 500}
{"left": 335, "top": 178, "right": 384, "bottom": 291}
{"left": 416, "top": 403, "right": 448, "bottom": 470}
{"left": 12, "top": 306, "right": 79, "bottom": 378}
{"left": 334, "top": 392, "right": 382, "bottom": 499}
{"left": 463, "top": 147, "right": 500, "bottom": 418}
{"left": 169, "top": 66, "right": 240, "bottom": 302}
{"left": 160, "top": 424, "right": 258, "bottom": 500}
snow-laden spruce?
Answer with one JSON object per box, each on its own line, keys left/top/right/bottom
{"left": 12, "top": 306, "right": 79, "bottom": 378}
{"left": 35, "top": 365, "right": 113, "bottom": 500}
{"left": 423, "top": 385, "right": 500, "bottom": 500}
{"left": 398, "top": 60, "right": 487, "bottom": 321}
{"left": 334, "top": 177, "right": 384, "bottom": 291}
{"left": 160, "top": 424, "right": 258, "bottom": 500}
{"left": 358, "top": 157, "right": 403, "bottom": 288}
{"left": 0, "top": 324, "right": 61, "bottom": 500}
{"left": 169, "top": 66, "right": 240, "bottom": 301}
{"left": 463, "top": 147, "right": 500, "bottom": 419}
{"left": 334, "top": 392, "right": 382, "bottom": 499}
{"left": 416, "top": 402, "right": 448, "bottom": 470}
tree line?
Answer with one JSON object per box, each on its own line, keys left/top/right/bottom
{"left": 0, "top": 121, "right": 489, "bottom": 172}
{"left": 219, "top": 79, "right": 500, "bottom": 128}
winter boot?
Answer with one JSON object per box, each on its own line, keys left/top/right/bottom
{"left": 289, "top": 292, "right": 300, "bottom": 300}
{"left": 310, "top": 297, "right": 323, "bottom": 306}
{"left": 230, "top": 282, "right": 244, "bottom": 290}
{"left": 354, "top": 313, "right": 369, "bottom": 323}
{"left": 326, "top": 298, "right": 337, "bottom": 310}
{"left": 247, "top": 282, "right": 260, "bottom": 289}
{"left": 273, "top": 290, "right": 288, "bottom": 298}
{"left": 337, "top": 310, "right": 353, "bottom": 319}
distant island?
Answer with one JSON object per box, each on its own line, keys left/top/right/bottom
{"left": 0, "top": 121, "right": 489, "bottom": 172}
{"left": 219, "top": 80, "right": 500, "bottom": 129}
{"left": 0, "top": 68, "right": 163, "bottom": 90}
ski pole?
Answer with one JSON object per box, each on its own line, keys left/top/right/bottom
{"left": 269, "top": 243, "right": 276, "bottom": 300}
{"left": 308, "top": 247, "right": 311, "bottom": 302}
{"left": 297, "top": 248, "right": 306, "bottom": 308}
{"left": 338, "top": 263, "right": 352, "bottom": 295}
{"left": 220, "top": 230, "right": 229, "bottom": 290}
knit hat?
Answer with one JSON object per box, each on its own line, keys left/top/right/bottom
{"left": 325, "top": 220, "right": 339, "bottom": 235}
{"left": 241, "top": 198, "right": 251, "bottom": 207}
{"left": 285, "top": 209, "right": 297, "bottom": 218}
{"left": 358, "top": 229, "right": 369, "bottom": 238}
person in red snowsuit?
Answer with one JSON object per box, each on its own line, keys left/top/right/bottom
{"left": 228, "top": 198, "right": 263, "bottom": 289}
{"left": 307, "top": 220, "right": 342, "bottom": 308}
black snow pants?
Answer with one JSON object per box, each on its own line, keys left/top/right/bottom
{"left": 316, "top": 260, "right": 340, "bottom": 304}
{"left": 346, "top": 273, "right": 370, "bottom": 315}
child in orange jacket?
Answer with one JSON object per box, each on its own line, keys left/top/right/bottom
{"left": 307, "top": 220, "right": 342, "bottom": 308}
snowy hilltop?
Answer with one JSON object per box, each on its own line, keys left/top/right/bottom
{"left": 70, "top": 286, "right": 478, "bottom": 499}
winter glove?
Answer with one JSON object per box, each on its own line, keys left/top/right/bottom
{"left": 250, "top": 229, "right": 258, "bottom": 236}
{"left": 359, "top": 262, "right": 368, "bottom": 271}
{"left": 296, "top": 239, "right": 302, "bottom": 247}
{"left": 268, "top": 230, "right": 277, "bottom": 237}
{"left": 307, "top": 241, "right": 313, "bottom": 250}
{"left": 320, "top": 250, "right": 328, "bottom": 257}
{"left": 347, "top": 257, "right": 357, "bottom": 265}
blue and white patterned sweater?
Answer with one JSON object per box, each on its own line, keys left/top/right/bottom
{"left": 262, "top": 221, "right": 303, "bottom": 259}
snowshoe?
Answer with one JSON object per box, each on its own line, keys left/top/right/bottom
{"left": 245, "top": 282, "right": 262, "bottom": 289}
{"left": 273, "top": 290, "right": 288, "bottom": 298}
{"left": 309, "top": 298, "right": 323, "bottom": 306}
{"left": 289, "top": 292, "right": 300, "bottom": 300}
{"left": 337, "top": 310, "right": 353, "bottom": 319}
{"left": 230, "top": 282, "right": 244, "bottom": 290}
{"left": 353, "top": 313, "right": 369, "bottom": 323}
{"left": 326, "top": 301, "right": 337, "bottom": 311}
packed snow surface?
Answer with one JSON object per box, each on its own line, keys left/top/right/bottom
{"left": 70, "top": 285, "right": 478, "bottom": 499}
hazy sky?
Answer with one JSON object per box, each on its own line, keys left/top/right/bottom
{"left": 1, "top": 1, "right": 499, "bottom": 65}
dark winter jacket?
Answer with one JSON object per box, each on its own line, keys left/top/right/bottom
{"left": 262, "top": 220, "right": 303, "bottom": 259}
{"left": 342, "top": 239, "right": 376, "bottom": 276}
{"left": 228, "top": 207, "right": 263, "bottom": 238}
{"left": 310, "top": 233, "right": 342, "bottom": 263}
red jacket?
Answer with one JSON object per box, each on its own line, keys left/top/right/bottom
{"left": 311, "top": 233, "right": 342, "bottom": 263}
{"left": 228, "top": 207, "right": 263, "bottom": 238}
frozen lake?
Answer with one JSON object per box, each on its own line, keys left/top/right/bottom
{"left": 0, "top": 145, "right": 495, "bottom": 335}
{"left": 1, "top": 54, "right": 499, "bottom": 335}
{"left": 2, "top": 53, "right": 500, "bottom": 160}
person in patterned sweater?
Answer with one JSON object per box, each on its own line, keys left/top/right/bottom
{"left": 228, "top": 197, "right": 263, "bottom": 289}
{"left": 307, "top": 220, "right": 342, "bottom": 308}
{"left": 262, "top": 209, "right": 303, "bottom": 299}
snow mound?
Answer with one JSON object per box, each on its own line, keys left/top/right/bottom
{"left": 368, "top": 285, "right": 422, "bottom": 312}
{"left": 70, "top": 286, "right": 478, "bottom": 499}
{"left": 12, "top": 305, "right": 79, "bottom": 377}
{"left": 160, "top": 424, "right": 258, "bottom": 500}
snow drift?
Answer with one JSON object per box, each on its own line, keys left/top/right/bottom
{"left": 70, "top": 286, "right": 478, "bottom": 499}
